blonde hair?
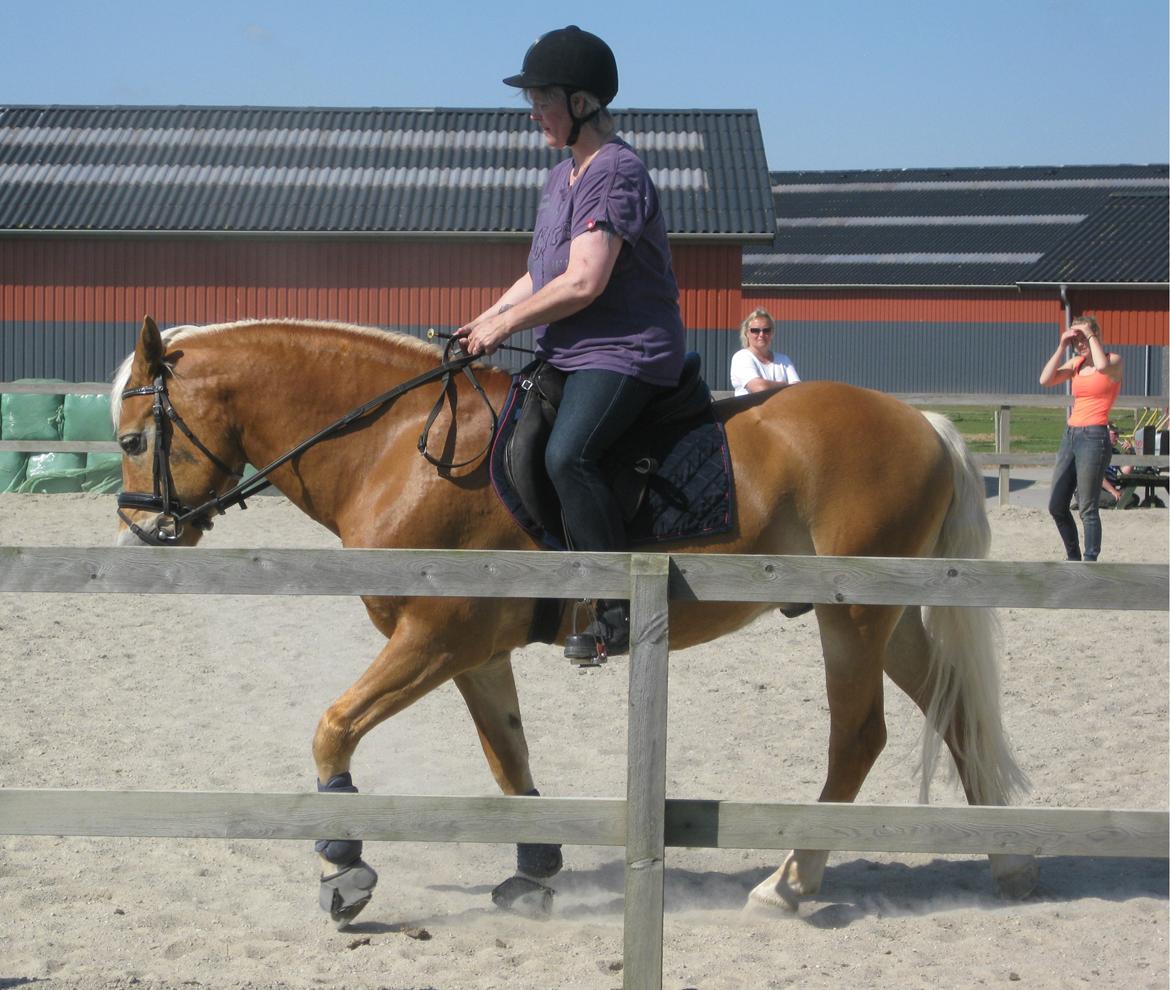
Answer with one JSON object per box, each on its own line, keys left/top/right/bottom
{"left": 739, "top": 307, "right": 775, "bottom": 349}
{"left": 525, "top": 86, "right": 615, "bottom": 141}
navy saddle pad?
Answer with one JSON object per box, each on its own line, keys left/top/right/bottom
{"left": 489, "top": 356, "right": 735, "bottom": 551}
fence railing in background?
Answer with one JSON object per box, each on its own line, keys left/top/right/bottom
{"left": 0, "top": 546, "right": 1167, "bottom": 989}
{"left": 3, "top": 384, "right": 1169, "bottom": 504}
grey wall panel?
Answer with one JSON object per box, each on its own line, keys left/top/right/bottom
{"left": 2, "top": 322, "right": 138, "bottom": 382}
{"left": 687, "top": 323, "right": 1165, "bottom": 397}
{"left": 3, "top": 320, "right": 1164, "bottom": 400}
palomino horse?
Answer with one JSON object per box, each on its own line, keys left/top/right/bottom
{"left": 112, "top": 316, "right": 1037, "bottom": 924}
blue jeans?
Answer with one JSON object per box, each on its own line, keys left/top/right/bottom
{"left": 545, "top": 369, "right": 666, "bottom": 551}
{"left": 1048, "top": 425, "right": 1113, "bottom": 561}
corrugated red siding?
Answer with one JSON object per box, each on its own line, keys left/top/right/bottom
{"left": 743, "top": 287, "right": 1168, "bottom": 344}
{"left": 1069, "top": 289, "right": 1169, "bottom": 346}
{"left": 1, "top": 238, "right": 528, "bottom": 328}
{"left": 672, "top": 244, "right": 743, "bottom": 331}
{"left": 1, "top": 237, "right": 742, "bottom": 332}
{"left": 743, "top": 289, "right": 1061, "bottom": 326}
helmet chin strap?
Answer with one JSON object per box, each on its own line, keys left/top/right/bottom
{"left": 564, "top": 89, "right": 600, "bottom": 147}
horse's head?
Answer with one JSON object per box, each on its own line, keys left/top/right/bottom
{"left": 113, "top": 316, "right": 245, "bottom": 547}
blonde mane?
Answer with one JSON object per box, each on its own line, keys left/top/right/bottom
{"left": 110, "top": 320, "right": 443, "bottom": 427}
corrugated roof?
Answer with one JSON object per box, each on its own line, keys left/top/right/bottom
{"left": 745, "top": 164, "right": 1169, "bottom": 287}
{"left": 1019, "top": 193, "right": 1169, "bottom": 285}
{"left": 0, "top": 105, "right": 774, "bottom": 238}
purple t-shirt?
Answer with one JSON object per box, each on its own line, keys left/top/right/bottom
{"left": 527, "top": 138, "right": 685, "bottom": 387}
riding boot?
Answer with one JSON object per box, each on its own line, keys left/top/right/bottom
{"left": 563, "top": 599, "right": 630, "bottom": 662}
{"left": 589, "top": 599, "right": 630, "bottom": 656}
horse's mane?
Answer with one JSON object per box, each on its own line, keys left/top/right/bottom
{"left": 110, "top": 320, "right": 443, "bottom": 427}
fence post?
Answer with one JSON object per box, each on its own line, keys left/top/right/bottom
{"left": 623, "top": 552, "right": 671, "bottom": 990}
{"left": 996, "top": 405, "right": 1012, "bottom": 506}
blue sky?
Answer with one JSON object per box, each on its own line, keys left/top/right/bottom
{"left": 5, "top": 0, "right": 1167, "bottom": 171}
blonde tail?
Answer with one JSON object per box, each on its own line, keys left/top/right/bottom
{"left": 919, "top": 412, "right": 1028, "bottom": 806}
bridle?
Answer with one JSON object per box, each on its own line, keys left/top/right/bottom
{"left": 115, "top": 373, "right": 242, "bottom": 545}
{"left": 116, "top": 343, "right": 496, "bottom": 546}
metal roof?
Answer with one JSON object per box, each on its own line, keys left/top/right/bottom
{"left": 0, "top": 105, "right": 774, "bottom": 239}
{"left": 1018, "top": 193, "right": 1169, "bottom": 286}
{"left": 745, "top": 164, "right": 1169, "bottom": 288}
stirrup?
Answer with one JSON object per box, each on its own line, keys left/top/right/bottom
{"left": 564, "top": 600, "right": 606, "bottom": 667}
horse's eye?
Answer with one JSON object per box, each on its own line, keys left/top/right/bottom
{"left": 119, "top": 433, "right": 147, "bottom": 455}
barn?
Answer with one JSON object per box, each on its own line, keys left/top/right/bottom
{"left": 1, "top": 106, "right": 1166, "bottom": 397}
{"left": 0, "top": 104, "right": 772, "bottom": 385}
{"left": 744, "top": 165, "right": 1169, "bottom": 395}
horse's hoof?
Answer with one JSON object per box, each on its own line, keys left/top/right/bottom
{"left": 319, "top": 859, "right": 379, "bottom": 930}
{"left": 491, "top": 874, "right": 555, "bottom": 918}
{"left": 990, "top": 853, "right": 1039, "bottom": 900}
{"left": 746, "top": 877, "right": 801, "bottom": 913}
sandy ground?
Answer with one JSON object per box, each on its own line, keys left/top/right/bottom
{"left": 0, "top": 490, "right": 1166, "bottom": 990}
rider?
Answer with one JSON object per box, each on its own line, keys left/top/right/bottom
{"left": 458, "top": 26, "right": 686, "bottom": 655}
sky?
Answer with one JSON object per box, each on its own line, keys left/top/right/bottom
{"left": 4, "top": 0, "right": 1167, "bottom": 171}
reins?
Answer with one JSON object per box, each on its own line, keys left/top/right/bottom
{"left": 117, "top": 339, "right": 497, "bottom": 544}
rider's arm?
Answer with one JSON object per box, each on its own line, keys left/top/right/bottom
{"left": 459, "top": 228, "right": 623, "bottom": 356}
{"left": 462, "top": 273, "right": 535, "bottom": 328}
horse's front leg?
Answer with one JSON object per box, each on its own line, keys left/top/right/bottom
{"left": 453, "top": 653, "right": 561, "bottom": 916}
{"left": 311, "top": 611, "right": 472, "bottom": 929}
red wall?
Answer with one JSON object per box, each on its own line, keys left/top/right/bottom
{"left": 743, "top": 287, "right": 1168, "bottom": 345}
{"left": 1, "top": 237, "right": 745, "bottom": 332}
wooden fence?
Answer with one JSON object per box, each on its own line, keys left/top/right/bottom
{"left": 3, "top": 383, "right": 1168, "bottom": 505}
{"left": 0, "top": 545, "right": 1167, "bottom": 990}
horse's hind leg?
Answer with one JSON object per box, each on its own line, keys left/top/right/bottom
{"left": 454, "top": 654, "right": 562, "bottom": 914}
{"left": 749, "top": 604, "right": 896, "bottom": 911}
{"left": 884, "top": 606, "right": 1038, "bottom": 898}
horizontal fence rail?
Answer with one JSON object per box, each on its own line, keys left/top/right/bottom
{"left": 0, "top": 791, "right": 1163, "bottom": 859}
{"left": 1, "top": 546, "right": 1167, "bottom": 610}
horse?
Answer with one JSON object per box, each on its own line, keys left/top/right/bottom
{"left": 111, "top": 315, "right": 1037, "bottom": 924}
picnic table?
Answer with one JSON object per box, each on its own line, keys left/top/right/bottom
{"left": 1115, "top": 468, "right": 1168, "bottom": 508}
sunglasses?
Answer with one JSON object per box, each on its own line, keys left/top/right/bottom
{"left": 748, "top": 327, "right": 772, "bottom": 335}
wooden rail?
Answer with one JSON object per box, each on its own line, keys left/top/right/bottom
{"left": 0, "top": 545, "right": 1166, "bottom": 990}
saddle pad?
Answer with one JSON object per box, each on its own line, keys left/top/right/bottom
{"left": 489, "top": 373, "right": 735, "bottom": 551}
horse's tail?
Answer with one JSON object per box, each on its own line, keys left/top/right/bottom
{"left": 918, "top": 412, "right": 1029, "bottom": 805}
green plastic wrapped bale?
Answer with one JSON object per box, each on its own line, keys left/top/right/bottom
{"left": 1, "top": 380, "right": 65, "bottom": 441}
{"left": 21, "top": 452, "right": 87, "bottom": 493}
{"left": 63, "top": 392, "right": 115, "bottom": 441}
{"left": 0, "top": 451, "right": 28, "bottom": 492}
{"left": 84, "top": 452, "right": 124, "bottom": 493}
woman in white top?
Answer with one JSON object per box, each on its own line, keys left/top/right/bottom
{"left": 729, "top": 307, "right": 800, "bottom": 396}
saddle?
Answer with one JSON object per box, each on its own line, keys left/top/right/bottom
{"left": 489, "top": 352, "right": 734, "bottom": 552}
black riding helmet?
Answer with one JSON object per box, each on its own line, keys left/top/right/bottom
{"left": 503, "top": 25, "right": 618, "bottom": 146}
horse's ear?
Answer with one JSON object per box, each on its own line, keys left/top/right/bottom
{"left": 132, "top": 316, "right": 165, "bottom": 380}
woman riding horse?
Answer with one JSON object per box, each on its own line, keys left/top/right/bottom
{"left": 458, "top": 26, "right": 687, "bottom": 656}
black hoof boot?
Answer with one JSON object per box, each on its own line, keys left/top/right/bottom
{"left": 491, "top": 875, "right": 555, "bottom": 918}
{"left": 780, "top": 603, "right": 814, "bottom": 618}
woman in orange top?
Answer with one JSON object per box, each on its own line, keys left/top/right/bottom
{"left": 1039, "top": 316, "right": 1124, "bottom": 561}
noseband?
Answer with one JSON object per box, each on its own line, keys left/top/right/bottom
{"left": 116, "top": 346, "right": 495, "bottom": 546}
{"left": 116, "top": 373, "right": 244, "bottom": 545}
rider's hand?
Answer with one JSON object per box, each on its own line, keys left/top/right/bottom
{"left": 459, "top": 315, "right": 511, "bottom": 357}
